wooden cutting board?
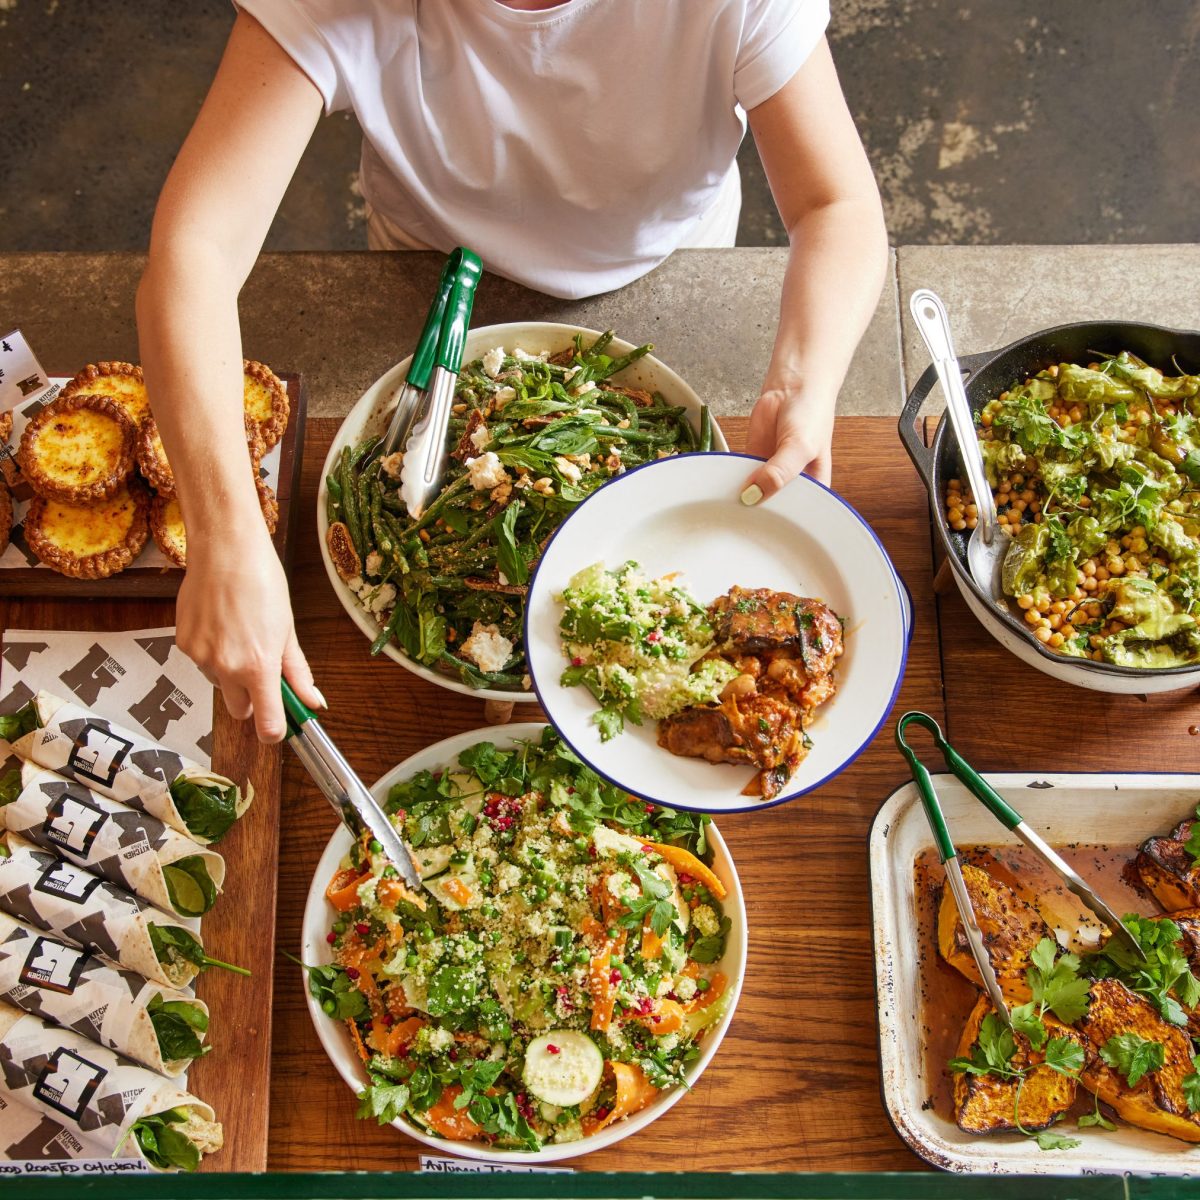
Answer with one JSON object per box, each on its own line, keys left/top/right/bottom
{"left": 0, "top": 374, "right": 307, "bottom": 598}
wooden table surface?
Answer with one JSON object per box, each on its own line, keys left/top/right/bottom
{"left": 269, "top": 415, "right": 946, "bottom": 1173}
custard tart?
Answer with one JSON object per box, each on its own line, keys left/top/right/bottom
{"left": 243, "top": 360, "right": 289, "bottom": 449}
{"left": 62, "top": 361, "right": 150, "bottom": 428}
{"left": 26, "top": 480, "right": 150, "bottom": 579}
{"left": 138, "top": 415, "right": 268, "bottom": 497}
{"left": 0, "top": 410, "right": 12, "bottom": 444}
{"left": 18, "top": 394, "right": 136, "bottom": 504}
{"left": 151, "top": 476, "right": 278, "bottom": 569}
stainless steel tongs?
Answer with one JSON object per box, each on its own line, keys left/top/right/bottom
{"left": 895, "top": 710, "right": 1145, "bottom": 1026}
{"left": 282, "top": 680, "right": 421, "bottom": 890}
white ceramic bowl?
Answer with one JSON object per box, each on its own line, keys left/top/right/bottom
{"left": 524, "top": 454, "right": 911, "bottom": 813}
{"left": 298, "top": 722, "right": 747, "bottom": 1164}
{"left": 317, "top": 323, "right": 729, "bottom": 703}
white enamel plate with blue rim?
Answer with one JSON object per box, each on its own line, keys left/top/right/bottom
{"left": 524, "top": 453, "right": 911, "bottom": 814}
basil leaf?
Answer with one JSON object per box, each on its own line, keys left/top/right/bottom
{"left": 492, "top": 500, "right": 529, "bottom": 587}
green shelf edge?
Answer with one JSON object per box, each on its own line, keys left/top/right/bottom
{"left": 12, "top": 1171, "right": 1200, "bottom": 1200}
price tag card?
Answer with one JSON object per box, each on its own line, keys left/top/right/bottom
{"left": 419, "top": 1155, "right": 573, "bottom": 1174}
{"left": 0, "top": 330, "right": 52, "bottom": 415}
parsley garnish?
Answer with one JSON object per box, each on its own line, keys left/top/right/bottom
{"left": 1087, "top": 914, "right": 1200, "bottom": 1026}
{"left": 1099, "top": 1032, "right": 1166, "bottom": 1088}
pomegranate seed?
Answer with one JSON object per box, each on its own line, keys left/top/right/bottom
{"left": 677, "top": 872, "right": 694, "bottom": 884}
{"left": 448, "top": 1049, "right": 459, "bottom": 1062}
{"left": 572, "top": 656, "right": 583, "bottom": 667}
{"left": 609, "top": 969, "right": 621, "bottom": 985}
{"left": 325, "top": 931, "right": 337, "bottom": 944}
{"left": 643, "top": 803, "right": 655, "bottom": 813}
{"left": 382, "top": 1013, "right": 395, "bottom": 1026}
{"left": 547, "top": 1044, "right": 560, "bottom": 1055}
{"left": 567, "top": 787, "right": 575, "bottom": 795}
{"left": 641, "top": 844, "right": 654, "bottom": 853}
{"left": 355, "top": 922, "right": 370, "bottom": 936}
{"left": 345, "top": 966, "right": 360, "bottom": 979}
{"left": 594, "top": 1105, "right": 610, "bottom": 1120}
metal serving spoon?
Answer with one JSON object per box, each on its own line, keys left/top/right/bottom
{"left": 909, "top": 289, "right": 1005, "bottom": 602}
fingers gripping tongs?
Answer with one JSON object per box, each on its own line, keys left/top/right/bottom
{"left": 282, "top": 680, "right": 421, "bottom": 890}
{"left": 895, "top": 710, "right": 1145, "bottom": 1026}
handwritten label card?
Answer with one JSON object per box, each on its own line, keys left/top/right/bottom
{"left": 0, "top": 330, "right": 52, "bottom": 416}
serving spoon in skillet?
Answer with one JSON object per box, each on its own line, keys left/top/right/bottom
{"left": 909, "top": 288, "right": 1006, "bottom": 603}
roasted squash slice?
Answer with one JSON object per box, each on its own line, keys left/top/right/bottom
{"left": 1136, "top": 825, "right": 1200, "bottom": 912}
{"left": 938, "top": 863, "right": 1053, "bottom": 1001}
{"left": 953, "top": 994, "right": 1082, "bottom": 1135}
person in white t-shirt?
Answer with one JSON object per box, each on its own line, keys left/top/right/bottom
{"left": 136, "top": 0, "right": 888, "bottom": 740}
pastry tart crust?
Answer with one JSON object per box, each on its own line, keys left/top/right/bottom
{"left": 18, "top": 393, "right": 136, "bottom": 503}
{"left": 243, "top": 360, "right": 289, "bottom": 449}
{"left": 61, "top": 361, "right": 150, "bottom": 428}
{"left": 26, "top": 479, "right": 149, "bottom": 579}
{"left": 0, "top": 483, "right": 11, "bottom": 556}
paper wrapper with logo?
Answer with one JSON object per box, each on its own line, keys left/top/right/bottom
{"left": 1, "top": 763, "right": 225, "bottom": 919}
{"left": 3, "top": 692, "right": 252, "bottom": 845}
{"left": 0, "top": 912, "right": 209, "bottom": 1077}
{"left": 0, "top": 1003, "right": 222, "bottom": 1171}
{"left": 0, "top": 833, "right": 206, "bottom": 989}
{"left": 0, "top": 1083, "right": 133, "bottom": 1163}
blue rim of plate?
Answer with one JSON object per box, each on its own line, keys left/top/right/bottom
{"left": 524, "top": 451, "right": 912, "bottom": 814}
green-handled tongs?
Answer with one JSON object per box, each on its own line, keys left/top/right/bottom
{"left": 281, "top": 680, "right": 421, "bottom": 890}
{"left": 895, "top": 710, "right": 1145, "bottom": 1026}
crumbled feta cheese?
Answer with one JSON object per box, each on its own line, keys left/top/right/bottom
{"left": 493, "top": 386, "right": 516, "bottom": 409}
{"left": 498, "top": 571, "right": 509, "bottom": 586}
{"left": 563, "top": 366, "right": 580, "bottom": 381}
{"left": 347, "top": 575, "right": 365, "bottom": 594}
{"left": 496, "top": 862, "right": 522, "bottom": 892}
{"left": 482, "top": 347, "right": 505, "bottom": 378}
{"left": 365, "top": 583, "right": 397, "bottom": 615}
{"left": 692, "top": 904, "right": 719, "bottom": 937}
{"left": 379, "top": 451, "right": 404, "bottom": 480}
{"left": 466, "top": 451, "right": 508, "bottom": 491}
{"left": 426, "top": 1027, "right": 454, "bottom": 1054}
{"left": 607, "top": 870, "right": 634, "bottom": 901}
{"left": 655, "top": 977, "right": 674, "bottom": 998}
{"left": 521, "top": 673, "right": 532, "bottom": 690}
{"left": 674, "top": 976, "right": 698, "bottom": 1002}
{"left": 554, "top": 456, "right": 582, "bottom": 484}
{"left": 364, "top": 551, "right": 383, "bottom": 577}
{"left": 571, "top": 379, "right": 597, "bottom": 396}
{"left": 461, "top": 620, "right": 514, "bottom": 673}
{"left": 469, "top": 422, "right": 490, "bottom": 452}
{"left": 513, "top": 347, "right": 548, "bottom": 362}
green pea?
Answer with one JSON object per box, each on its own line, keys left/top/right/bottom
{"left": 420, "top": 925, "right": 435, "bottom": 942}
{"left": 369, "top": 839, "right": 383, "bottom": 854}
{"left": 322, "top": 998, "right": 336, "bottom": 1015}
{"left": 607, "top": 927, "right": 619, "bottom": 939}
{"left": 405, "top": 952, "right": 419, "bottom": 969}
{"left": 333, "top": 919, "right": 348, "bottom": 934}
{"left": 531, "top": 886, "right": 548, "bottom": 903}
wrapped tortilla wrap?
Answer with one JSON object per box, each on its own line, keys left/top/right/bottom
{"left": 0, "top": 1084, "right": 132, "bottom": 1163}
{"left": 0, "top": 911, "right": 209, "bottom": 1077}
{"left": 0, "top": 833, "right": 203, "bottom": 989}
{"left": 1, "top": 763, "right": 225, "bottom": 918}
{"left": 0, "top": 1003, "right": 223, "bottom": 1171}
{"left": 1, "top": 692, "right": 252, "bottom": 845}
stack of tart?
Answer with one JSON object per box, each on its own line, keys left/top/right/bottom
{"left": 10, "top": 360, "right": 287, "bottom": 579}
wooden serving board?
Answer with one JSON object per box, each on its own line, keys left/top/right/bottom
{"left": 269, "top": 415, "right": 949, "bottom": 1173}
{"left": 0, "top": 373, "right": 307, "bottom": 598}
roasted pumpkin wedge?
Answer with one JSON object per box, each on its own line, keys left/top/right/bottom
{"left": 938, "top": 863, "right": 1053, "bottom": 1001}
{"left": 1076, "top": 978, "right": 1200, "bottom": 1142}
{"left": 1136, "top": 824, "right": 1200, "bottom": 911}
{"left": 953, "top": 994, "right": 1082, "bottom": 1134}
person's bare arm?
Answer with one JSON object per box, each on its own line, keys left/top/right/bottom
{"left": 741, "top": 37, "right": 888, "bottom": 499}
{"left": 137, "top": 12, "right": 325, "bottom": 739}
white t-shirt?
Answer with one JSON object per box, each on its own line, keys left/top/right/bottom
{"left": 237, "top": 0, "right": 829, "bottom": 299}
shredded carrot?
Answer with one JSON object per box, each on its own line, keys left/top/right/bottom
{"left": 686, "top": 971, "right": 727, "bottom": 1013}
{"left": 583, "top": 1062, "right": 659, "bottom": 1134}
{"left": 378, "top": 878, "right": 426, "bottom": 911}
{"left": 640, "top": 916, "right": 664, "bottom": 961}
{"left": 640, "top": 998, "right": 685, "bottom": 1035}
{"left": 582, "top": 915, "right": 607, "bottom": 945}
{"left": 425, "top": 1085, "right": 483, "bottom": 1141}
{"left": 645, "top": 842, "right": 726, "bottom": 900}
{"left": 588, "top": 931, "right": 627, "bottom": 1032}
{"left": 346, "top": 1018, "right": 370, "bottom": 1065}
{"left": 326, "top": 867, "right": 368, "bottom": 912}
{"left": 369, "top": 1015, "right": 426, "bottom": 1056}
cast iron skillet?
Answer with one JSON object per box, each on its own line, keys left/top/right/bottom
{"left": 899, "top": 320, "right": 1200, "bottom": 679}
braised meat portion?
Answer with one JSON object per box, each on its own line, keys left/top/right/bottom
{"left": 657, "top": 587, "right": 844, "bottom": 800}
{"left": 709, "top": 587, "right": 843, "bottom": 677}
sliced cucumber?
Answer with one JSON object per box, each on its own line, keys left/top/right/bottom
{"left": 522, "top": 1031, "right": 604, "bottom": 1107}
{"left": 412, "top": 843, "right": 453, "bottom": 879}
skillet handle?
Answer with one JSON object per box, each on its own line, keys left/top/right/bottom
{"left": 897, "top": 350, "right": 995, "bottom": 494}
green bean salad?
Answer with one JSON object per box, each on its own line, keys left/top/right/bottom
{"left": 326, "top": 333, "right": 712, "bottom": 691}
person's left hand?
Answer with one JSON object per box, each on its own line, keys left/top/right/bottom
{"left": 740, "top": 380, "right": 836, "bottom": 503}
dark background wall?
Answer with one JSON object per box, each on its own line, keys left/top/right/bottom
{"left": 2, "top": 0, "right": 1197, "bottom": 252}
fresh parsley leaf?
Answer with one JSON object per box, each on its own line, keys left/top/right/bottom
{"left": 594, "top": 706, "right": 625, "bottom": 742}
{"left": 1099, "top": 1032, "right": 1166, "bottom": 1088}
{"left": 948, "top": 1012, "right": 1019, "bottom": 1078}
{"left": 1027, "top": 938, "right": 1091, "bottom": 1024}
{"left": 1183, "top": 1057, "right": 1200, "bottom": 1113}
{"left": 1010, "top": 1002, "right": 1047, "bottom": 1051}
{"left": 690, "top": 915, "right": 731, "bottom": 964}
{"left": 1035, "top": 1129, "right": 1081, "bottom": 1151}
{"left": 1087, "top": 914, "right": 1200, "bottom": 1026}
{"left": 1043, "top": 1036, "right": 1085, "bottom": 1078}
{"left": 288, "top": 956, "right": 368, "bottom": 1020}
{"left": 1078, "top": 1109, "right": 1117, "bottom": 1132}
{"left": 356, "top": 1080, "right": 410, "bottom": 1125}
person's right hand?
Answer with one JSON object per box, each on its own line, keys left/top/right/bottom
{"left": 175, "top": 521, "right": 324, "bottom": 742}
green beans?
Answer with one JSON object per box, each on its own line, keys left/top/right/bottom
{"left": 339, "top": 446, "right": 365, "bottom": 559}
{"left": 699, "top": 405, "right": 713, "bottom": 452}
{"left": 370, "top": 604, "right": 404, "bottom": 656}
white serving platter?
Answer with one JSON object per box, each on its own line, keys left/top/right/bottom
{"left": 316, "top": 322, "right": 727, "bottom": 704}
{"left": 298, "top": 722, "right": 748, "bottom": 1164}
{"left": 871, "top": 770, "right": 1200, "bottom": 1176}
{"left": 525, "top": 453, "right": 910, "bottom": 813}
